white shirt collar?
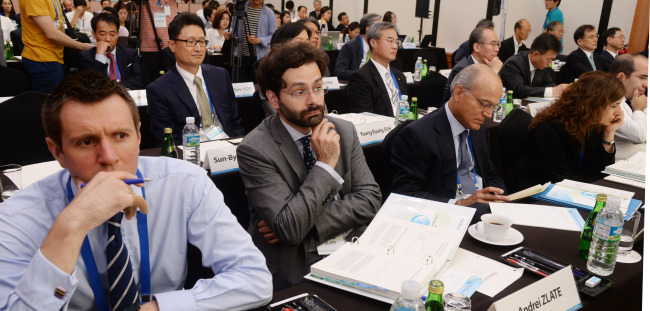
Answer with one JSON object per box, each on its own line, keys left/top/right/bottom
{"left": 580, "top": 47, "right": 594, "bottom": 59}
{"left": 370, "top": 58, "right": 390, "bottom": 77}
{"left": 175, "top": 63, "right": 204, "bottom": 86}
{"left": 527, "top": 54, "right": 535, "bottom": 72}
{"left": 444, "top": 102, "right": 467, "bottom": 137}
{"left": 514, "top": 36, "right": 523, "bottom": 47}
{"left": 470, "top": 55, "right": 479, "bottom": 64}
{"left": 279, "top": 115, "right": 312, "bottom": 141}
{"left": 606, "top": 49, "right": 618, "bottom": 58}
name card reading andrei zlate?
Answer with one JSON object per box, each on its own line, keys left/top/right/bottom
{"left": 205, "top": 143, "right": 239, "bottom": 175}
{"left": 232, "top": 82, "right": 256, "bottom": 98}
{"left": 488, "top": 266, "right": 582, "bottom": 311}
{"left": 322, "top": 77, "right": 340, "bottom": 90}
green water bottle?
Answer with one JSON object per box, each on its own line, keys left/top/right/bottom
{"left": 327, "top": 36, "right": 333, "bottom": 50}
{"left": 408, "top": 97, "right": 418, "bottom": 120}
{"left": 160, "top": 128, "right": 178, "bottom": 158}
{"left": 5, "top": 41, "right": 13, "bottom": 60}
{"left": 505, "top": 90, "right": 514, "bottom": 116}
{"left": 425, "top": 280, "right": 444, "bottom": 311}
{"left": 421, "top": 59, "right": 428, "bottom": 78}
{"left": 579, "top": 194, "right": 608, "bottom": 259}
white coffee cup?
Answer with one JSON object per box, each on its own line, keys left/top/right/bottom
{"left": 477, "top": 214, "right": 513, "bottom": 242}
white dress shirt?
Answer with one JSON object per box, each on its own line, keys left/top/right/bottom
{"left": 65, "top": 11, "right": 93, "bottom": 33}
{"left": 444, "top": 103, "right": 483, "bottom": 203}
{"left": 206, "top": 28, "right": 226, "bottom": 51}
{"left": 0, "top": 15, "right": 14, "bottom": 41}
{"left": 528, "top": 55, "right": 554, "bottom": 98}
{"left": 514, "top": 37, "right": 523, "bottom": 55}
{"left": 615, "top": 98, "right": 647, "bottom": 143}
{"left": 0, "top": 156, "right": 273, "bottom": 310}
{"left": 370, "top": 58, "right": 399, "bottom": 114}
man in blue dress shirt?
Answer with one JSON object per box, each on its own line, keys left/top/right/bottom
{"left": 0, "top": 71, "right": 272, "bottom": 311}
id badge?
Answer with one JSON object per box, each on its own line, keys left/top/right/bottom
{"left": 201, "top": 125, "right": 229, "bottom": 141}
{"left": 164, "top": 5, "right": 171, "bottom": 16}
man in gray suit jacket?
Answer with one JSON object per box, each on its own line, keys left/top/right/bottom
{"left": 237, "top": 41, "right": 381, "bottom": 290}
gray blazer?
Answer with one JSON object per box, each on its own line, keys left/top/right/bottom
{"left": 237, "top": 114, "right": 381, "bottom": 290}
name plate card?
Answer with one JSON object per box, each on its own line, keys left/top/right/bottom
{"left": 204, "top": 143, "right": 239, "bottom": 175}
{"left": 328, "top": 113, "right": 395, "bottom": 146}
{"left": 488, "top": 266, "right": 582, "bottom": 311}
{"left": 232, "top": 82, "right": 256, "bottom": 98}
{"left": 322, "top": 77, "right": 341, "bottom": 90}
{"left": 402, "top": 42, "right": 417, "bottom": 49}
{"left": 128, "top": 90, "right": 148, "bottom": 106}
{"left": 403, "top": 72, "right": 414, "bottom": 84}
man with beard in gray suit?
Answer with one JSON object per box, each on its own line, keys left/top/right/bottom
{"left": 237, "top": 41, "right": 381, "bottom": 291}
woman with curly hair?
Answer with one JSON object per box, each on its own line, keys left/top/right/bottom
{"left": 507, "top": 71, "right": 625, "bottom": 192}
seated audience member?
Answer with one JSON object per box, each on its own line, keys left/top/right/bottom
{"left": 334, "top": 13, "right": 381, "bottom": 80}
{"left": 610, "top": 54, "right": 648, "bottom": 143}
{"left": 1, "top": 0, "right": 16, "bottom": 22}
{"left": 0, "top": 71, "right": 272, "bottom": 310}
{"left": 382, "top": 11, "right": 399, "bottom": 35}
{"left": 237, "top": 41, "right": 381, "bottom": 290}
{"left": 274, "top": 9, "right": 281, "bottom": 28}
{"left": 454, "top": 19, "right": 494, "bottom": 65}
{"left": 298, "top": 17, "right": 331, "bottom": 77}
{"left": 318, "top": 6, "right": 334, "bottom": 31}
{"left": 507, "top": 71, "right": 624, "bottom": 192}
{"left": 114, "top": 2, "right": 134, "bottom": 36}
{"left": 442, "top": 26, "right": 503, "bottom": 103}
{"left": 599, "top": 27, "right": 625, "bottom": 72}
{"left": 66, "top": 0, "right": 94, "bottom": 33}
{"left": 342, "top": 21, "right": 360, "bottom": 40}
{"left": 80, "top": 12, "right": 144, "bottom": 90}
{"left": 147, "top": 13, "right": 244, "bottom": 146}
{"left": 271, "top": 22, "right": 310, "bottom": 45}
{"left": 346, "top": 22, "right": 408, "bottom": 116}
{"left": 559, "top": 24, "right": 603, "bottom": 83}
{"left": 545, "top": 20, "right": 565, "bottom": 57}
{"left": 286, "top": 0, "right": 297, "bottom": 22}
{"left": 203, "top": 4, "right": 219, "bottom": 30}
{"left": 196, "top": 0, "right": 211, "bottom": 25}
{"left": 206, "top": 9, "right": 231, "bottom": 51}
{"left": 497, "top": 19, "right": 530, "bottom": 62}
{"left": 297, "top": 5, "right": 308, "bottom": 20}
{"left": 280, "top": 10, "right": 291, "bottom": 25}
{"left": 392, "top": 64, "right": 508, "bottom": 224}
{"left": 335, "top": 12, "right": 349, "bottom": 31}
{"left": 63, "top": 0, "right": 74, "bottom": 14}
{"left": 99, "top": 0, "right": 111, "bottom": 12}
{"left": 499, "top": 33, "right": 568, "bottom": 98}
{"left": 309, "top": 0, "right": 321, "bottom": 19}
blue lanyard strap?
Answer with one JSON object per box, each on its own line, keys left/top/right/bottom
{"left": 389, "top": 70, "right": 402, "bottom": 99}
{"left": 456, "top": 133, "right": 479, "bottom": 197}
{"left": 50, "top": 0, "right": 61, "bottom": 22}
{"left": 66, "top": 170, "right": 150, "bottom": 309}
{"left": 107, "top": 54, "right": 121, "bottom": 82}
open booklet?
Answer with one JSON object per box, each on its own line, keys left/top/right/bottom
{"left": 309, "top": 193, "right": 475, "bottom": 301}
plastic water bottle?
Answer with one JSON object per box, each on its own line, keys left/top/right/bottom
{"left": 414, "top": 57, "right": 423, "bottom": 82}
{"left": 182, "top": 117, "right": 201, "bottom": 165}
{"left": 390, "top": 280, "right": 426, "bottom": 311}
{"left": 396, "top": 95, "right": 410, "bottom": 125}
{"left": 587, "top": 196, "right": 624, "bottom": 276}
{"left": 344, "top": 34, "right": 350, "bottom": 42}
{"left": 493, "top": 98, "right": 507, "bottom": 122}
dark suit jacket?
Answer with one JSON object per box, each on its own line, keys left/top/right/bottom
{"left": 506, "top": 121, "right": 614, "bottom": 192}
{"left": 335, "top": 23, "right": 346, "bottom": 31}
{"left": 237, "top": 114, "right": 381, "bottom": 290}
{"left": 499, "top": 51, "right": 555, "bottom": 98}
{"left": 79, "top": 46, "right": 144, "bottom": 90}
{"left": 497, "top": 36, "right": 528, "bottom": 63}
{"left": 558, "top": 48, "right": 604, "bottom": 83}
{"left": 391, "top": 107, "right": 506, "bottom": 222}
{"left": 453, "top": 40, "right": 470, "bottom": 65}
{"left": 334, "top": 36, "right": 363, "bottom": 81}
{"left": 346, "top": 61, "right": 408, "bottom": 117}
{"left": 309, "top": 10, "right": 318, "bottom": 19}
{"left": 599, "top": 50, "right": 616, "bottom": 72}
{"left": 146, "top": 64, "right": 244, "bottom": 146}
{"left": 442, "top": 55, "right": 474, "bottom": 104}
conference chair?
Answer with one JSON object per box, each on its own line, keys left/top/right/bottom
{"left": 497, "top": 108, "right": 532, "bottom": 183}
{"left": 450, "top": 50, "right": 458, "bottom": 68}
{"left": 10, "top": 28, "right": 23, "bottom": 57}
{"left": 0, "top": 66, "right": 30, "bottom": 97}
{"left": 417, "top": 71, "right": 447, "bottom": 109}
{"left": 0, "top": 91, "right": 53, "bottom": 166}
{"left": 380, "top": 119, "right": 414, "bottom": 202}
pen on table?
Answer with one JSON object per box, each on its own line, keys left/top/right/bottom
{"left": 507, "top": 258, "right": 549, "bottom": 277}
{"left": 512, "top": 253, "right": 557, "bottom": 273}
{"left": 80, "top": 178, "right": 152, "bottom": 188}
{"left": 521, "top": 250, "right": 565, "bottom": 270}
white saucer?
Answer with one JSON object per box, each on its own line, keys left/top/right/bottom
{"left": 468, "top": 224, "right": 524, "bottom": 246}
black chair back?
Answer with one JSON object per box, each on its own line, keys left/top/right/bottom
{"left": 498, "top": 109, "right": 532, "bottom": 179}
{"left": 0, "top": 66, "right": 30, "bottom": 97}
{"left": 417, "top": 72, "right": 447, "bottom": 109}
{"left": 0, "top": 92, "right": 53, "bottom": 166}
{"left": 450, "top": 50, "right": 458, "bottom": 68}
{"left": 380, "top": 119, "right": 414, "bottom": 202}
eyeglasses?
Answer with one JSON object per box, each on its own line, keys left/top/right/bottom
{"left": 584, "top": 34, "right": 599, "bottom": 40}
{"left": 281, "top": 85, "right": 329, "bottom": 100}
{"left": 632, "top": 74, "right": 648, "bottom": 82}
{"left": 480, "top": 41, "right": 501, "bottom": 49}
{"left": 173, "top": 38, "right": 209, "bottom": 47}
{"left": 468, "top": 90, "right": 497, "bottom": 110}
{"left": 612, "top": 35, "right": 626, "bottom": 40}
{"left": 381, "top": 38, "right": 402, "bottom": 47}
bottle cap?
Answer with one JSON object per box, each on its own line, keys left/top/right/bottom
{"left": 186, "top": 116, "right": 195, "bottom": 124}
{"left": 401, "top": 280, "right": 421, "bottom": 300}
{"left": 412, "top": 97, "right": 418, "bottom": 101}
{"left": 164, "top": 128, "right": 172, "bottom": 134}
{"left": 418, "top": 56, "right": 422, "bottom": 60}
{"left": 401, "top": 95, "right": 408, "bottom": 100}
{"left": 605, "top": 196, "right": 622, "bottom": 208}
{"left": 428, "top": 280, "right": 444, "bottom": 294}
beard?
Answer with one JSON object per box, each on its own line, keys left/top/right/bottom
{"left": 279, "top": 103, "right": 325, "bottom": 128}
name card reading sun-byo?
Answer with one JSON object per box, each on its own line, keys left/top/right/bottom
{"left": 322, "top": 77, "right": 340, "bottom": 90}
{"left": 403, "top": 72, "right": 414, "bottom": 84}
{"left": 488, "top": 266, "right": 582, "bottom": 311}
{"left": 206, "top": 144, "right": 239, "bottom": 175}
{"left": 232, "top": 82, "right": 256, "bottom": 98}
{"left": 402, "top": 42, "right": 417, "bottom": 49}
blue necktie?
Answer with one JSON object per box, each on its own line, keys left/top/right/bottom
{"left": 106, "top": 213, "right": 140, "bottom": 310}
{"left": 589, "top": 54, "right": 597, "bottom": 71}
{"left": 457, "top": 130, "right": 476, "bottom": 197}
{"left": 299, "top": 135, "right": 317, "bottom": 172}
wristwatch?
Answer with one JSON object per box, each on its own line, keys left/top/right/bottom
{"left": 602, "top": 139, "right": 615, "bottom": 146}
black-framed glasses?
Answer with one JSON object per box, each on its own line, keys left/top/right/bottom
{"left": 281, "top": 85, "right": 329, "bottom": 100}
{"left": 173, "top": 38, "right": 209, "bottom": 47}
{"left": 468, "top": 90, "right": 497, "bottom": 110}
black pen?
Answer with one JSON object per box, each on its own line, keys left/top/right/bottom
{"left": 513, "top": 253, "right": 557, "bottom": 273}
{"left": 521, "top": 249, "right": 566, "bottom": 270}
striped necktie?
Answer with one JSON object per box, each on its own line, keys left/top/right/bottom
{"left": 106, "top": 213, "right": 140, "bottom": 310}
{"left": 385, "top": 71, "right": 399, "bottom": 116}
{"left": 193, "top": 76, "right": 215, "bottom": 128}
{"left": 457, "top": 130, "right": 476, "bottom": 197}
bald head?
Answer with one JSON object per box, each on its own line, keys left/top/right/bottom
{"left": 514, "top": 19, "right": 531, "bottom": 42}
{"left": 449, "top": 64, "right": 502, "bottom": 130}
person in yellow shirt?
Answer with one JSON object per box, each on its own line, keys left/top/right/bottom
{"left": 18, "top": 0, "right": 90, "bottom": 93}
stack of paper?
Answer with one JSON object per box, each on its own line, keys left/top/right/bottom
{"left": 530, "top": 179, "right": 642, "bottom": 220}
{"left": 603, "top": 151, "right": 645, "bottom": 183}
{"left": 489, "top": 203, "right": 585, "bottom": 231}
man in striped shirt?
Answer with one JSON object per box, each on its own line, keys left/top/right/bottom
{"left": 233, "top": 0, "right": 276, "bottom": 82}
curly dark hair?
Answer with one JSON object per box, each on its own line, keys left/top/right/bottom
{"left": 256, "top": 41, "right": 329, "bottom": 97}
{"left": 530, "top": 71, "right": 625, "bottom": 143}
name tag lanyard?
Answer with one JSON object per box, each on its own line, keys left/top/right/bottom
{"left": 50, "top": 0, "right": 63, "bottom": 27}
{"left": 456, "top": 134, "right": 479, "bottom": 198}
{"left": 66, "top": 170, "right": 151, "bottom": 310}
{"left": 390, "top": 70, "right": 402, "bottom": 99}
